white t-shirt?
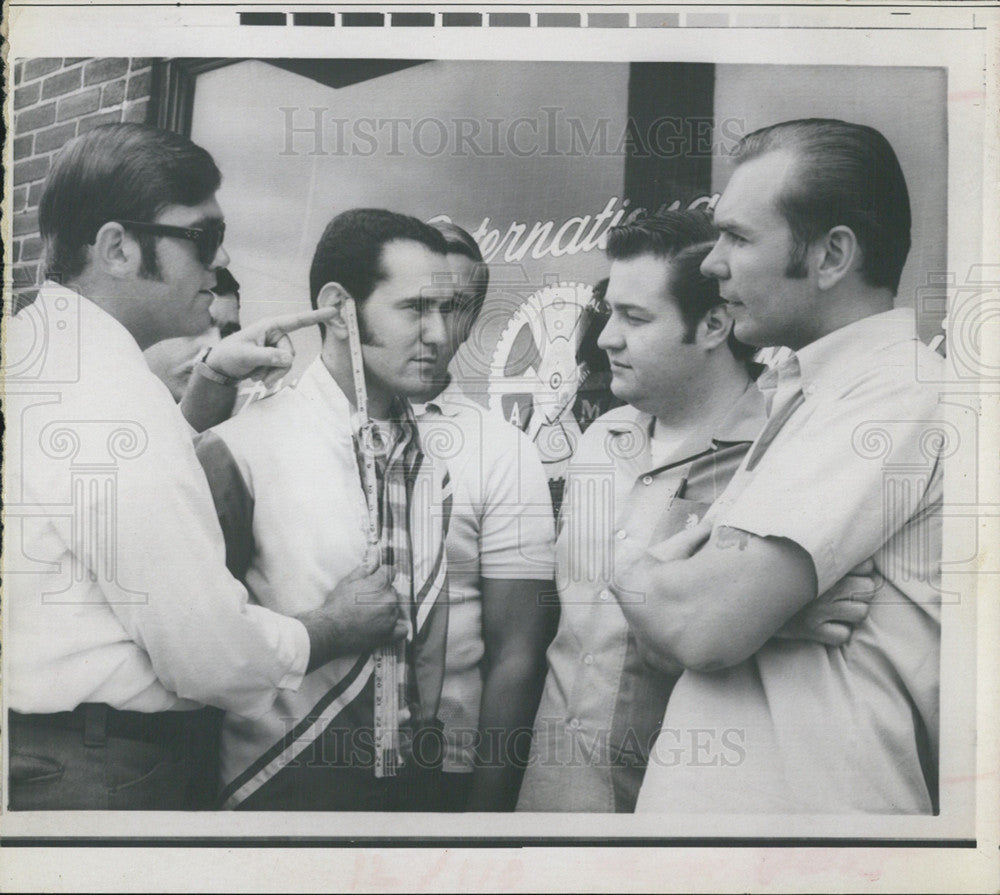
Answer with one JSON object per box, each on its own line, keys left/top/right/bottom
{"left": 415, "top": 383, "right": 556, "bottom": 772}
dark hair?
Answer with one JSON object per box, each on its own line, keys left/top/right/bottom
{"left": 605, "top": 210, "right": 757, "bottom": 367}
{"left": 431, "top": 220, "right": 490, "bottom": 336}
{"left": 309, "top": 209, "right": 449, "bottom": 312}
{"left": 734, "top": 118, "right": 911, "bottom": 294}
{"left": 39, "top": 123, "right": 222, "bottom": 281}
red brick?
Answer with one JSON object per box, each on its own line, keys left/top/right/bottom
{"left": 23, "top": 59, "right": 62, "bottom": 81}
{"left": 12, "top": 240, "right": 21, "bottom": 263}
{"left": 131, "top": 58, "right": 154, "bottom": 71}
{"left": 13, "top": 134, "right": 34, "bottom": 160}
{"left": 57, "top": 88, "right": 101, "bottom": 121}
{"left": 123, "top": 100, "right": 150, "bottom": 124}
{"left": 101, "top": 78, "right": 126, "bottom": 108}
{"left": 13, "top": 157, "right": 49, "bottom": 187}
{"left": 14, "top": 80, "right": 40, "bottom": 109}
{"left": 15, "top": 60, "right": 23, "bottom": 84}
{"left": 35, "top": 121, "right": 78, "bottom": 154}
{"left": 127, "top": 70, "right": 152, "bottom": 100}
{"left": 84, "top": 58, "right": 130, "bottom": 85}
{"left": 12, "top": 186, "right": 29, "bottom": 213}
{"left": 28, "top": 182, "right": 45, "bottom": 206}
{"left": 15, "top": 102, "right": 56, "bottom": 133}
{"left": 14, "top": 210, "right": 40, "bottom": 236}
{"left": 21, "top": 237, "right": 45, "bottom": 262}
{"left": 78, "top": 110, "right": 122, "bottom": 134}
{"left": 64, "top": 58, "right": 89, "bottom": 65}
{"left": 42, "top": 67, "right": 83, "bottom": 100}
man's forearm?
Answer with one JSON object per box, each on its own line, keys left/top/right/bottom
{"left": 180, "top": 370, "right": 237, "bottom": 432}
{"left": 466, "top": 653, "right": 547, "bottom": 812}
{"left": 615, "top": 527, "right": 819, "bottom": 672}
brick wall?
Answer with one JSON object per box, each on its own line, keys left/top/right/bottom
{"left": 10, "top": 57, "right": 156, "bottom": 308}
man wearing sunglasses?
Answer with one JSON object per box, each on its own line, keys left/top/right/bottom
{"left": 145, "top": 267, "right": 243, "bottom": 406}
{"left": 5, "top": 123, "right": 399, "bottom": 810}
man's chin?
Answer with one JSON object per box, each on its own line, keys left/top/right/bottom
{"left": 608, "top": 379, "right": 634, "bottom": 404}
{"left": 408, "top": 375, "right": 451, "bottom": 403}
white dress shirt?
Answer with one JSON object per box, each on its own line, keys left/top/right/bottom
{"left": 5, "top": 282, "right": 309, "bottom": 718}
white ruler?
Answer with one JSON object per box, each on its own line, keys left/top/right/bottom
{"left": 342, "top": 296, "right": 401, "bottom": 779}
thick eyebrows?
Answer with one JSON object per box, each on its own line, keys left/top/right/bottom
{"left": 605, "top": 298, "right": 649, "bottom": 315}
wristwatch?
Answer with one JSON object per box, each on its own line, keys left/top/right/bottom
{"left": 194, "top": 347, "right": 240, "bottom": 388}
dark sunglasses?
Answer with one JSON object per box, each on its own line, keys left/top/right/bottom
{"left": 115, "top": 219, "right": 226, "bottom": 267}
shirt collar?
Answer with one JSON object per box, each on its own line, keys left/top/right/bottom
{"left": 299, "top": 356, "right": 421, "bottom": 446}
{"left": 793, "top": 307, "right": 919, "bottom": 392}
{"left": 607, "top": 378, "right": 767, "bottom": 462}
{"left": 33, "top": 279, "right": 148, "bottom": 366}
{"left": 412, "top": 378, "right": 467, "bottom": 419}
{"left": 299, "top": 356, "right": 354, "bottom": 431}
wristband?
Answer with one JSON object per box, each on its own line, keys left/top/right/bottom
{"left": 194, "top": 347, "right": 240, "bottom": 388}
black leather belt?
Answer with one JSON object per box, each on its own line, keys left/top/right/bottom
{"left": 9, "top": 704, "right": 207, "bottom": 747}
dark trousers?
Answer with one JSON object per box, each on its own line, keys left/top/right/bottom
{"left": 8, "top": 706, "right": 221, "bottom": 811}
{"left": 436, "top": 771, "right": 474, "bottom": 812}
{"left": 237, "top": 762, "right": 443, "bottom": 812}
{"left": 235, "top": 719, "right": 446, "bottom": 811}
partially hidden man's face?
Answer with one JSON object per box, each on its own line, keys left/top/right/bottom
{"left": 421, "top": 252, "right": 482, "bottom": 390}
{"left": 700, "top": 149, "right": 817, "bottom": 350}
{"left": 134, "top": 196, "right": 231, "bottom": 342}
{"left": 358, "top": 239, "right": 453, "bottom": 404}
{"left": 143, "top": 290, "right": 241, "bottom": 402}
{"left": 597, "top": 253, "right": 702, "bottom": 414}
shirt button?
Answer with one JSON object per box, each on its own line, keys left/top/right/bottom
{"left": 616, "top": 529, "right": 628, "bottom": 540}
{"left": 568, "top": 718, "right": 581, "bottom": 729}
{"left": 598, "top": 589, "right": 611, "bottom": 601}
{"left": 583, "top": 654, "right": 595, "bottom": 665}
{"left": 642, "top": 475, "right": 653, "bottom": 485}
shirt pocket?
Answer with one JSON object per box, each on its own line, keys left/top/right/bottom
{"left": 648, "top": 497, "right": 712, "bottom": 544}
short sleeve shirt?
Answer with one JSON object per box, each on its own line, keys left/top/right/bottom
{"left": 638, "top": 309, "right": 944, "bottom": 814}
{"left": 517, "top": 382, "right": 766, "bottom": 812}
{"left": 415, "top": 383, "right": 556, "bottom": 772}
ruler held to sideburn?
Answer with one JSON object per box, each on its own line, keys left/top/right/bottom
{"left": 342, "top": 295, "right": 403, "bottom": 779}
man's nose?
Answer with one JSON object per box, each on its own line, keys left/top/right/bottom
{"left": 596, "top": 314, "right": 620, "bottom": 351}
{"left": 422, "top": 306, "right": 449, "bottom": 346}
{"left": 700, "top": 240, "right": 727, "bottom": 279}
{"left": 212, "top": 245, "right": 231, "bottom": 270}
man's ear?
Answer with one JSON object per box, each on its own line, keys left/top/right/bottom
{"left": 698, "top": 304, "right": 735, "bottom": 351}
{"left": 91, "top": 221, "right": 141, "bottom": 278}
{"left": 816, "top": 225, "right": 860, "bottom": 291}
{"left": 316, "top": 282, "right": 352, "bottom": 340}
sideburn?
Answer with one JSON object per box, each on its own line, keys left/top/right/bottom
{"left": 356, "top": 300, "right": 386, "bottom": 348}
